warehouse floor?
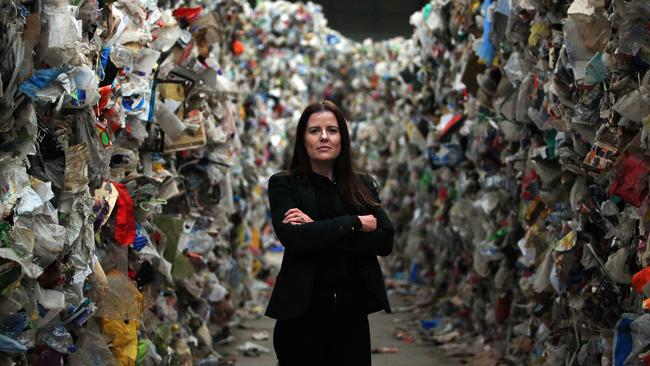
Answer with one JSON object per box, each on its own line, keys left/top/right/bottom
{"left": 216, "top": 292, "right": 463, "bottom": 366}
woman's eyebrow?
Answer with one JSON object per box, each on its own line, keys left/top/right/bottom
{"left": 308, "top": 125, "right": 338, "bottom": 129}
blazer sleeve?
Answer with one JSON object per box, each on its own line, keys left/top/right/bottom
{"left": 343, "top": 176, "right": 394, "bottom": 257}
{"left": 268, "top": 174, "right": 360, "bottom": 254}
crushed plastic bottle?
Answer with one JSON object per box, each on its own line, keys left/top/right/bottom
{"left": 39, "top": 325, "right": 76, "bottom": 354}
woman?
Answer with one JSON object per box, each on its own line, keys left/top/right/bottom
{"left": 265, "top": 100, "right": 394, "bottom": 366}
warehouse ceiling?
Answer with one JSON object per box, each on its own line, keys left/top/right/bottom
{"left": 287, "top": 0, "right": 429, "bottom": 41}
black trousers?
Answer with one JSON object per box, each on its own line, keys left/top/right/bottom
{"left": 273, "top": 282, "right": 371, "bottom": 366}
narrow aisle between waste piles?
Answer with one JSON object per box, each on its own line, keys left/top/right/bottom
{"left": 215, "top": 291, "right": 464, "bottom": 366}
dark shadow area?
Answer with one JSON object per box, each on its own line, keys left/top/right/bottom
{"left": 285, "top": 0, "right": 428, "bottom": 41}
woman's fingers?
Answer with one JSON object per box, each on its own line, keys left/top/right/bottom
{"left": 358, "top": 214, "right": 377, "bottom": 232}
{"left": 282, "top": 211, "right": 313, "bottom": 224}
{"left": 282, "top": 213, "right": 303, "bottom": 223}
{"left": 283, "top": 209, "right": 313, "bottom": 224}
{"left": 284, "top": 208, "right": 302, "bottom": 217}
{"left": 282, "top": 219, "right": 304, "bottom": 224}
{"left": 285, "top": 209, "right": 309, "bottom": 217}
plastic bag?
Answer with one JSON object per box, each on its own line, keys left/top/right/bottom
{"left": 604, "top": 247, "right": 632, "bottom": 284}
{"left": 39, "top": 325, "right": 75, "bottom": 354}
{"left": 69, "top": 321, "right": 116, "bottom": 366}
{"left": 0, "top": 334, "right": 27, "bottom": 353}
{"left": 64, "top": 144, "right": 89, "bottom": 193}
{"left": 93, "top": 272, "right": 142, "bottom": 321}
{"left": 100, "top": 318, "right": 138, "bottom": 366}
{"left": 533, "top": 249, "right": 553, "bottom": 293}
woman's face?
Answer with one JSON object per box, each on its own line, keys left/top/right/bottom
{"left": 304, "top": 111, "right": 341, "bottom": 164}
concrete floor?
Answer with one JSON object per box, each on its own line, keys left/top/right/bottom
{"left": 215, "top": 294, "right": 464, "bottom": 366}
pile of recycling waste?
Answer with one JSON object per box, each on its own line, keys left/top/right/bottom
{"left": 1, "top": 0, "right": 650, "bottom": 364}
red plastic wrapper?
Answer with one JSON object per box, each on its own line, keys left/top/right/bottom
{"left": 232, "top": 40, "right": 245, "bottom": 55}
{"left": 172, "top": 7, "right": 202, "bottom": 23}
{"left": 632, "top": 267, "right": 650, "bottom": 294}
{"left": 95, "top": 85, "right": 113, "bottom": 114}
{"left": 112, "top": 181, "right": 136, "bottom": 246}
{"left": 520, "top": 169, "right": 540, "bottom": 200}
{"left": 609, "top": 153, "right": 650, "bottom": 207}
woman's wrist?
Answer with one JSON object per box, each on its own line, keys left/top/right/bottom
{"left": 352, "top": 215, "right": 363, "bottom": 231}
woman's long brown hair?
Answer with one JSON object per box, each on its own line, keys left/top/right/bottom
{"left": 286, "top": 100, "right": 380, "bottom": 210}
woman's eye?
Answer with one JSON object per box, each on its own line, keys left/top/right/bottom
{"left": 308, "top": 128, "right": 337, "bottom": 134}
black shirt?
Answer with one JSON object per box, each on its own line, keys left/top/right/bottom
{"left": 309, "top": 172, "right": 362, "bottom": 288}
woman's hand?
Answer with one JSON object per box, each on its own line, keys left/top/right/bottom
{"left": 357, "top": 215, "right": 377, "bottom": 232}
{"left": 283, "top": 208, "right": 314, "bottom": 225}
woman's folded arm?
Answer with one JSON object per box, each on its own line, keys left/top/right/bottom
{"left": 344, "top": 206, "right": 394, "bottom": 256}
{"left": 268, "top": 174, "right": 358, "bottom": 254}
{"left": 343, "top": 175, "right": 394, "bottom": 256}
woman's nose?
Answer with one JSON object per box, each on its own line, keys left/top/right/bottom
{"left": 320, "top": 130, "right": 329, "bottom": 140}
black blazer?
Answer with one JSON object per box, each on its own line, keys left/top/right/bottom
{"left": 264, "top": 172, "right": 394, "bottom": 320}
